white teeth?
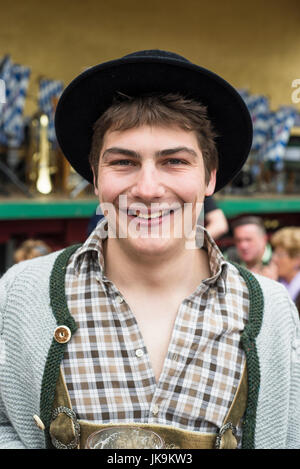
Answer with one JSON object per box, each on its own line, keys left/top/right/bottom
{"left": 138, "top": 211, "right": 161, "bottom": 219}
{"left": 127, "top": 209, "right": 171, "bottom": 219}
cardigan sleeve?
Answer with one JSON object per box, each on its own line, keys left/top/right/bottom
{"left": 286, "top": 295, "right": 300, "bottom": 449}
{"left": 0, "top": 254, "right": 60, "bottom": 449}
{"left": 0, "top": 404, "right": 26, "bottom": 449}
{"left": 0, "top": 270, "right": 26, "bottom": 449}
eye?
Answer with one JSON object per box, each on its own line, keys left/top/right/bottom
{"left": 164, "top": 158, "right": 188, "bottom": 165}
{"left": 110, "top": 159, "right": 136, "bottom": 166}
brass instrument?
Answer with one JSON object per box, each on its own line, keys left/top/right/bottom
{"left": 35, "top": 113, "right": 52, "bottom": 194}
{"left": 26, "top": 111, "right": 57, "bottom": 194}
{"left": 26, "top": 101, "right": 90, "bottom": 196}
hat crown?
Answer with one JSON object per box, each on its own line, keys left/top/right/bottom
{"left": 123, "top": 49, "right": 190, "bottom": 63}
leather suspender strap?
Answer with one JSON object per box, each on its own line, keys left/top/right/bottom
{"left": 215, "top": 363, "right": 248, "bottom": 449}
{"left": 49, "top": 368, "right": 80, "bottom": 449}
{"left": 224, "top": 363, "right": 248, "bottom": 427}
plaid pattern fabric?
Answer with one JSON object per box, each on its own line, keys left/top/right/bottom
{"left": 62, "top": 220, "right": 249, "bottom": 433}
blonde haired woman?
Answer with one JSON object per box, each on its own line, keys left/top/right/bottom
{"left": 271, "top": 227, "right": 300, "bottom": 314}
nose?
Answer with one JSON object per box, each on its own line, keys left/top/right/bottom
{"left": 238, "top": 240, "right": 248, "bottom": 250}
{"left": 130, "top": 162, "right": 165, "bottom": 201}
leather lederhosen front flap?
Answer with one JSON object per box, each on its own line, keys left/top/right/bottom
{"left": 49, "top": 364, "right": 248, "bottom": 449}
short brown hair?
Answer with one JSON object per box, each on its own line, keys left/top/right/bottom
{"left": 271, "top": 227, "right": 300, "bottom": 258}
{"left": 89, "top": 93, "right": 218, "bottom": 184}
{"left": 231, "top": 216, "right": 266, "bottom": 235}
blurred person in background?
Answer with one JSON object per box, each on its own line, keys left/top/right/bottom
{"left": 270, "top": 227, "right": 300, "bottom": 315}
{"left": 203, "top": 196, "right": 228, "bottom": 240}
{"left": 13, "top": 239, "right": 51, "bottom": 263}
{"left": 226, "top": 216, "right": 272, "bottom": 275}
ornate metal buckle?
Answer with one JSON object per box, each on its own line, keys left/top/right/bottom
{"left": 51, "top": 406, "right": 81, "bottom": 449}
{"left": 215, "top": 422, "right": 237, "bottom": 449}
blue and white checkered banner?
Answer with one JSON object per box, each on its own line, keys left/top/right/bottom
{"left": 38, "top": 79, "right": 63, "bottom": 143}
{"left": 0, "top": 55, "right": 13, "bottom": 145}
{"left": 0, "top": 55, "right": 30, "bottom": 147}
{"left": 263, "top": 106, "right": 297, "bottom": 163}
{"left": 238, "top": 90, "right": 272, "bottom": 153}
{"left": 294, "top": 111, "right": 300, "bottom": 127}
{"left": 0, "top": 79, "right": 5, "bottom": 104}
{"left": 3, "top": 64, "right": 30, "bottom": 147}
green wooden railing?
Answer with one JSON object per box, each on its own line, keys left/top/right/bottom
{"left": 0, "top": 196, "right": 299, "bottom": 220}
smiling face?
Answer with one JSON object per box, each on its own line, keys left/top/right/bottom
{"left": 94, "top": 124, "right": 216, "bottom": 258}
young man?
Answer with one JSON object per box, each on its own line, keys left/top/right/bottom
{"left": 0, "top": 50, "right": 299, "bottom": 450}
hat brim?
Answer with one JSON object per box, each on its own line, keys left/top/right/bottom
{"left": 55, "top": 55, "right": 253, "bottom": 192}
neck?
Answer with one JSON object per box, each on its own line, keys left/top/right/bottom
{"left": 245, "top": 254, "right": 264, "bottom": 271}
{"left": 103, "top": 238, "right": 211, "bottom": 295}
{"left": 246, "top": 260, "right": 261, "bottom": 271}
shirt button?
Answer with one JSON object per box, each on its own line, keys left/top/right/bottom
{"left": 135, "top": 349, "right": 144, "bottom": 358}
{"left": 33, "top": 414, "right": 45, "bottom": 431}
{"left": 54, "top": 325, "right": 71, "bottom": 344}
{"left": 152, "top": 405, "right": 159, "bottom": 416}
{"left": 116, "top": 295, "right": 123, "bottom": 304}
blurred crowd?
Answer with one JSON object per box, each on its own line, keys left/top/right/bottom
{"left": 226, "top": 217, "right": 300, "bottom": 314}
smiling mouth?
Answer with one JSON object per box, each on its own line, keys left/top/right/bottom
{"left": 126, "top": 208, "right": 175, "bottom": 220}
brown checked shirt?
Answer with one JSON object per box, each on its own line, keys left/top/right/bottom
{"left": 62, "top": 219, "right": 249, "bottom": 435}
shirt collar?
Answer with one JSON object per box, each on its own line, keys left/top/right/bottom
{"left": 73, "top": 218, "right": 108, "bottom": 273}
{"left": 73, "top": 218, "right": 228, "bottom": 292}
{"left": 196, "top": 225, "right": 228, "bottom": 294}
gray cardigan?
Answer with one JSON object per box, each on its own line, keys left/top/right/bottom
{"left": 0, "top": 248, "right": 299, "bottom": 449}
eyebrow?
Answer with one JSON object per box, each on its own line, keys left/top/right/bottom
{"left": 102, "top": 146, "right": 199, "bottom": 160}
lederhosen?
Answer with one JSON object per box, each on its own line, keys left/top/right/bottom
{"left": 40, "top": 246, "right": 264, "bottom": 449}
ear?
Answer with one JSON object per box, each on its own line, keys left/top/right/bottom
{"left": 92, "top": 168, "right": 99, "bottom": 196}
{"left": 205, "top": 169, "right": 217, "bottom": 196}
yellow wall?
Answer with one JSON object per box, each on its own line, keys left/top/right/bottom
{"left": 1, "top": 0, "right": 300, "bottom": 115}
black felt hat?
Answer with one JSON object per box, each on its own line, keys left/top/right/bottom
{"left": 55, "top": 50, "right": 253, "bottom": 192}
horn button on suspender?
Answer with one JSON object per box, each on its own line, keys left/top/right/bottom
{"left": 54, "top": 326, "right": 71, "bottom": 344}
